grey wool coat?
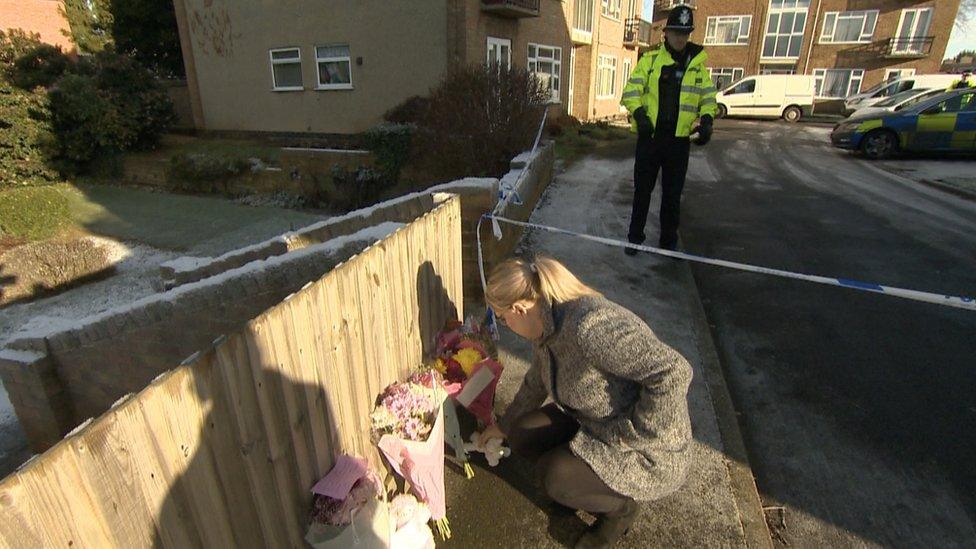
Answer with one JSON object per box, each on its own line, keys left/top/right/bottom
{"left": 497, "top": 295, "right": 694, "bottom": 500}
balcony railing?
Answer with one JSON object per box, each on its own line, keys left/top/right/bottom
{"left": 886, "top": 36, "right": 934, "bottom": 58}
{"left": 654, "top": 0, "right": 695, "bottom": 11}
{"left": 481, "top": 0, "right": 540, "bottom": 18}
{"left": 624, "top": 18, "right": 652, "bottom": 47}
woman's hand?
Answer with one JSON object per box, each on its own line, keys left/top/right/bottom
{"left": 478, "top": 424, "right": 506, "bottom": 447}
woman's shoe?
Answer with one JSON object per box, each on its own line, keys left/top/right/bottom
{"left": 574, "top": 499, "right": 639, "bottom": 548}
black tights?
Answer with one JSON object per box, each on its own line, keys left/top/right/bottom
{"left": 507, "top": 404, "right": 632, "bottom": 515}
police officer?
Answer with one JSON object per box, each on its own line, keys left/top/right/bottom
{"left": 950, "top": 71, "right": 973, "bottom": 90}
{"left": 620, "top": 5, "right": 717, "bottom": 253}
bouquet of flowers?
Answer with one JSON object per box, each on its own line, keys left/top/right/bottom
{"left": 305, "top": 456, "right": 389, "bottom": 548}
{"left": 434, "top": 317, "right": 504, "bottom": 427}
{"left": 372, "top": 370, "right": 451, "bottom": 540}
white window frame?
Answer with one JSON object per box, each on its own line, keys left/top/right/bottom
{"left": 269, "top": 47, "right": 304, "bottom": 92}
{"left": 762, "top": 0, "right": 810, "bottom": 60}
{"left": 528, "top": 43, "right": 562, "bottom": 104}
{"left": 708, "top": 67, "right": 745, "bottom": 90}
{"left": 601, "top": 0, "right": 621, "bottom": 20}
{"left": 820, "top": 10, "right": 878, "bottom": 44}
{"left": 314, "top": 44, "right": 353, "bottom": 91}
{"left": 705, "top": 15, "right": 752, "bottom": 46}
{"left": 622, "top": 57, "right": 632, "bottom": 94}
{"left": 596, "top": 54, "right": 618, "bottom": 99}
{"left": 884, "top": 68, "right": 916, "bottom": 82}
{"left": 893, "top": 7, "right": 933, "bottom": 55}
{"left": 813, "top": 68, "right": 864, "bottom": 99}
{"left": 573, "top": 0, "right": 595, "bottom": 34}
{"left": 486, "top": 36, "right": 512, "bottom": 70}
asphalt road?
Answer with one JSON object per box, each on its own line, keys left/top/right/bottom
{"left": 679, "top": 119, "right": 976, "bottom": 546}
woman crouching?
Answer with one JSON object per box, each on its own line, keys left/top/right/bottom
{"left": 479, "top": 255, "right": 694, "bottom": 548}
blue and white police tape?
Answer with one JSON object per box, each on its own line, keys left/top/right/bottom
{"left": 476, "top": 214, "right": 976, "bottom": 315}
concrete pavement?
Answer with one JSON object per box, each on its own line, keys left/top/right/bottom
{"left": 443, "top": 140, "right": 771, "bottom": 548}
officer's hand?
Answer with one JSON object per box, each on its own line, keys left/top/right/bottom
{"left": 634, "top": 107, "right": 653, "bottom": 137}
{"left": 692, "top": 114, "right": 713, "bottom": 146}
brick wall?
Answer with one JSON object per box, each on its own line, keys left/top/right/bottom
{"left": 0, "top": 0, "right": 74, "bottom": 51}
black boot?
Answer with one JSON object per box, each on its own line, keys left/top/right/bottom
{"left": 574, "top": 499, "right": 639, "bottom": 548}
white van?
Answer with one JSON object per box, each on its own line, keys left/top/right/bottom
{"left": 842, "top": 74, "right": 957, "bottom": 115}
{"left": 716, "top": 75, "right": 815, "bottom": 123}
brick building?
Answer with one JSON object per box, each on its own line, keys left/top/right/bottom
{"left": 0, "top": 0, "right": 74, "bottom": 51}
{"left": 649, "top": 0, "right": 961, "bottom": 100}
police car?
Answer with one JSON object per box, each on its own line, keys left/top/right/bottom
{"left": 830, "top": 88, "right": 976, "bottom": 159}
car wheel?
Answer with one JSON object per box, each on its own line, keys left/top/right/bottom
{"left": 783, "top": 105, "right": 802, "bottom": 123}
{"left": 860, "top": 130, "right": 898, "bottom": 160}
{"left": 716, "top": 104, "right": 727, "bottom": 119}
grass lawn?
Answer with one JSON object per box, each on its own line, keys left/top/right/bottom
{"left": 554, "top": 123, "right": 633, "bottom": 167}
{"left": 1, "top": 183, "right": 324, "bottom": 255}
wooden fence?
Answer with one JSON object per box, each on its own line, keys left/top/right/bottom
{"left": 0, "top": 194, "right": 463, "bottom": 548}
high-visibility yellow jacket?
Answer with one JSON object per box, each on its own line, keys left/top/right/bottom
{"left": 620, "top": 43, "right": 717, "bottom": 137}
{"left": 949, "top": 79, "right": 973, "bottom": 90}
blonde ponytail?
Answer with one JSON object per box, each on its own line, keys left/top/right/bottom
{"left": 486, "top": 255, "right": 600, "bottom": 310}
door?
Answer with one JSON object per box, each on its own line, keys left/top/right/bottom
{"left": 486, "top": 37, "right": 511, "bottom": 70}
{"left": 894, "top": 8, "right": 932, "bottom": 55}
{"left": 913, "top": 92, "right": 974, "bottom": 151}
{"left": 723, "top": 78, "right": 757, "bottom": 115}
{"left": 951, "top": 92, "right": 976, "bottom": 151}
{"left": 754, "top": 77, "right": 783, "bottom": 116}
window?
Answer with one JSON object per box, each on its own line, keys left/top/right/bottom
{"left": 760, "top": 64, "right": 796, "bottom": 75}
{"left": 596, "top": 55, "right": 618, "bottom": 98}
{"left": 893, "top": 8, "right": 933, "bottom": 55}
{"left": 820, "top": 10, "right": 877, "bottom": 43}
{"left": 762, "top": 0, "right": 810, "bottom": 59}
{"left": 270, "top": 48, "right": 303, "bottom": 91}
{"left": 925, "top": 92, "right": 975, "bottom": 115}
{"left": 709, "top": 67, "right": 744, "bottom": 91}
{"left": 726, "top": 78, "right": 756, "bottom": 95}
{"left": 884, "top": 68, "right": 915, "bottom": 82}
{"left": 528, "top": 44, "right": 562, "bottom": 103}
{"left": 315, "top": 45, "right": 352, "bottom": 90}
{"left": 622, "top": 58, "right": 632, "bottom": 95}
{"left": 705, "top": 16, "right": 752, "bottom": 45}
{"left": 813, "top": 68, "right": 864, "bottom": 98}
{"left": 573, "top": 0, "right": 594, "bottom": 33}
{"left": 601, "top": 0, "right": 621, "bottom": 19}
{"left": 625, "top": 0, "right": 637, "bottom": 20}
{"left": 487, "top": 37, "right": 512, "bottom": 70}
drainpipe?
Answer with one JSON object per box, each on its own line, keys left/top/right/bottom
{"left": 803, "top": 0, "right": 822, "bottom": 76}
{"left": 803, "top": 0, "right": 822, "bottom": 114}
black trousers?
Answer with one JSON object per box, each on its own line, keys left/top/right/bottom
{"left": 507, "top": 403, "right": 632, "bottom": 515}
{"left": 628, "top": 134, "right": 691, "bottom": 249}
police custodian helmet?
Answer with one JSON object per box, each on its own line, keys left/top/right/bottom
{"left": 664, "top": 5, "right": 695, "bottom": 33}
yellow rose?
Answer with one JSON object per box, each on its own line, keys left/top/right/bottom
{"left": 452, "top": 348, "right": 483, "bottom": 378}
{"left": 434, "top": 358, "right": 448, "bottom": 374}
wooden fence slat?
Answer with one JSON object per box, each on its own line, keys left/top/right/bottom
{"left": 335, "top": 263, "right": 372, "bottom": 461}
{"left": 10, "top": 442, "right": 113, "bottom": 548}
{"left": 265, "top": 299, "right": 317, "bottom": 500}
{"left": 190, "top": 349, "right": 268, "bottom": 548}
{"left": 213, "top": 333, "right": 291, "bottom": 546}
{"left": 288, "top": 288, "right": 336, "bottom": 486}
{"left": 112, "top": 381, "right": 203, "bottom": 549}
{"left": 138, "top": 368, "right": 237, "bottom": 548}
{"left": 68, "top": 407, "right": 157, "bottom": 547}
{"left": 244, "top": 317, "right": 306, "bottom": 547}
